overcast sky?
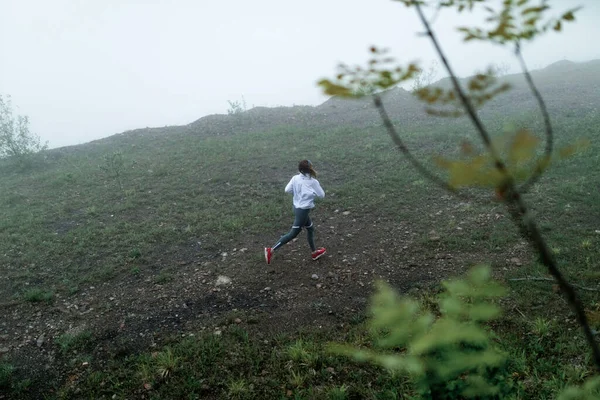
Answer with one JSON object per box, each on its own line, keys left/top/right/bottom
{"left": 1, "top": 0, "right": 599, "bottom": 149}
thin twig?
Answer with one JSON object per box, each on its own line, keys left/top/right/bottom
{"left": 372, "top": 94, "right": 469, "bottom": 199}
{"left": 413, "top": 3, "right": 510, "bottom": 177}
{"left": 509, "top": 277, "right": 600, "bottom": 292}
{"left": 515, "top": 43, "right": 554, "bottom": 193}
{"left": 413, "top": 0, "right": 600, "bottom": 372}
{"left": 510, "top": 277, "right": 557, "bottom": 283}
{"left": 514, "top": 307, "right": 527, "bottom": 319}
{"left": 428, "top": 2, "right": 443, "bottom": 26}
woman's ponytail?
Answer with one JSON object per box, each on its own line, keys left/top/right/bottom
{"left": 298, "top": 160, "right": 317, "bottom": 178}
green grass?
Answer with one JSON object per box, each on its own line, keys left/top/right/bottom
{"left": 0, "top": 88, "right": 599, "bottom": 398}
{"left": 22, "top": 288, "right": 54, "bottom": 303}
{"left": 0, "top": 363, "right": 14, "bottom": 389}
{"left": 55, "top": 331, "right": 93, "bottom": 355}
{"left": 52, "top": 324, "right": 417, "bottom": 399}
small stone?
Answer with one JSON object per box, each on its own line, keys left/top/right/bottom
{"left": 214, "top": 330, "right": 222, "bottom": 336}
{"left": 234, "top": 318, "right": 242, "bottom": 324}
{"left": 316, "top": 283, "right": 323, "bottom": 289}
{"left": 215, "top": 275, "right": 232, "bottom": 286}
{"left": 264, "top": 287, "right": 271, "bottom": 291}
{"left": 342, "top": 211, "right": 351, "bottom": 215}
{"left": 36, "top": 334, "right": 45, "bottom": 347}
{"left": 311, "top": 274, "right": 319, "bottom": 280}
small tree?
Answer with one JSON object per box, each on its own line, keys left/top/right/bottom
{"left": 491, "top": 62, "right": 511, "bottom": 77}
{"left": 99, "top": 151, "right": 125, "bottom": 190}
{"left": 411, "top": 60, "right": 439, "bottom": 92}
{"left": 227, "top": 96, "right": 247, "bottom": 116}
{"left": 318, "top": 0, "right": 599, "bottom": 394}
{"left": 0, "top": 95, "right": 47, "bottom": 160}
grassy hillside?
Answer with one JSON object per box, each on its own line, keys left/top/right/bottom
{"left": 0, "top": 60, "right": 599, "bottom": 398}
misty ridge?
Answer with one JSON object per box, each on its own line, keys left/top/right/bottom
{"left": 54, "top": 58, "right": 598, "bottom": 153}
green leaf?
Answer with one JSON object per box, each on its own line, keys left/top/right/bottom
{"left": 558, "top": 376, "right": 600, "bottom": 399}
{"left": 468, "top": 303, "right": 502, "bottom": 321}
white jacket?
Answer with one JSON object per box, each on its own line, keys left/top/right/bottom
{"left": 284, "top": 173, "right": 325, "bottom": 209}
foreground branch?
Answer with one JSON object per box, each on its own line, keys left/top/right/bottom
{"left": 373, "top": 94, "right": 469, "bottom": 199}
{"left": 413, "top": 1, "right": 600, "bottom": 371}
{"left": 515, "top": 44, "right": 554, "bottom": 193}
{"left": 504, "top": 191, "right": 600, "bottom": 369}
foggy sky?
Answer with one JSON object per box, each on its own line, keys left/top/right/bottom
{"left": 1, "top": 0, "right": 599, "bottom": 149}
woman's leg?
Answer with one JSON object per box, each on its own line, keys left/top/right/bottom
{"left": 272, "top": 208, "right": 310, "bottom": 251}
{"left": 305, "top": 215, "right": 316, "bottom": 252}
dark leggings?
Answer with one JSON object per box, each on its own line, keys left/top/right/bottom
{"left": 273, "top": 207, "right": 316, "bottom": 252}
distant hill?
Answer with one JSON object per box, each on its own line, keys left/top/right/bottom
{"left": 75, "top": 59, "right": 600, "bottom": 150}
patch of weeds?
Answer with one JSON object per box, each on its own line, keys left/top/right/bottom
{"left": 287, "top": 339, "right": 320, "bottom": 369}
{"left": 154, "top": 347, "right": 179, "bottom": 379}
{"left": 226, "top": 378, "right": 252, "bottom": 399}
{"left": 85, "top": 264, "right": 118, "bottom": 283}
{"left": 310, "top": 301, "right": 328, "bottom": 312}
{"left": 11, "top": 378, "right": 32, "bottom": 395}
{"left": 154, "top": 271, "right": 173, "bottom": 284}
{"left": 0, "top": 363, "right": 14, "bottom": 389}
{"left": 327, "top": 384, "right": 349, "bottom": 400}
{"left": 56, "top": 331, "right": 93, "bottom": 354}
{"left": 229, "top": 325, "right": 250, "bottom": 344}
{"left": 128, "top": 248, "right": 142, "bottom": 260}
{"left": 349, "top": 313, "right": 367, "bottom": 326}
{"left": 22, "top": 288, "right": 54, "bottom": 303}
{"left": 85, "top": 205, "right": 98, "bottom": 216}
{"left": 532, "top": 317, "right": 553, "bottom": 337}
{"left": 288, "top": 369, "right": 307, "bottom": 388}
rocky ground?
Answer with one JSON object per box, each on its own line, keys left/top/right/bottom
{"left": 0, "top": 204, "right": 530, "bottom": 398}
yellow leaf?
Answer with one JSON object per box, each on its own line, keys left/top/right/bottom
{"left": 318, "top": 80, "right": 354, "bottom": 97}
{"left": 558, "top": 138, "right": 590, "bottom": 158}
{"left": 562, "top": 11, "right": 575, "bottom": 21}
{"left": 521, "top": 6, "right": 547, "bottom": 16}
{"left": 509, "top": 129, "right": 539, "bottom": 164}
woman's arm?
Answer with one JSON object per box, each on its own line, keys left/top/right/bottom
{"left": 284, "top": 176, "right": 295, "bottom": 193}
{"left": 312, "top": 179, "right": 325, "bottom": 198}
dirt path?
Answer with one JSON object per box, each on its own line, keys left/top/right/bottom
{"left": 0, "top": 210, "right": 528, "bottom": 397}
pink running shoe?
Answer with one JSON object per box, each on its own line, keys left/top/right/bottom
{"left": 311, "top": 247, "right": 326, "bottom": 261}
{"left": 264, "top": 247, "right": 273, "bottom": 264}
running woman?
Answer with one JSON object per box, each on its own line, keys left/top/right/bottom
{"left": 264, "top": 160, "right": 326, "bottom": 264}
